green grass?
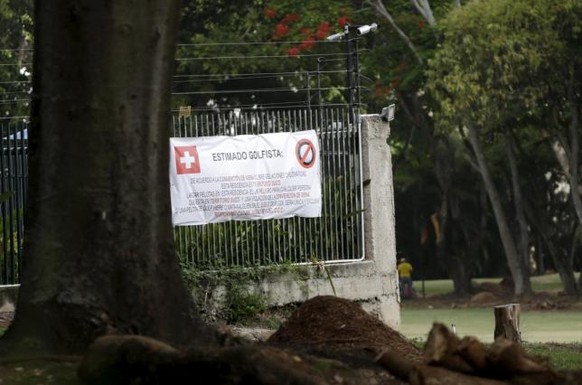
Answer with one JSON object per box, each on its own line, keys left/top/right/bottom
{"left": 400, "top": 308, "right": 582, "bottom": 344}
{"left": 401, "top": 272, "right": 582, "bottom": 369}
{"left": 415, "top": 272, "right": 581, "bottom": 297}
{"left": 525, "top": 342, "right": 582, "bottom": 370}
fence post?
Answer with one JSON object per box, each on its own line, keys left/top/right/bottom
{"left": 360, "top": 114, "right": 399, "bottom": 327}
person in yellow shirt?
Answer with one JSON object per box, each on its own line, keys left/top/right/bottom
{"left": 397, "top": 257, "right": 415, "bottom": 298}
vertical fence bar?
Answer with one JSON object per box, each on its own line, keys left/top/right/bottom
{"left": 0, "top": 123, "right": 7, "bottom": 284}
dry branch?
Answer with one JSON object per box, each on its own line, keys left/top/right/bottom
{"left": 409, "top": 365, "right": 509, "bottom": 385}
{"left": 375, "top": 347, "right": 416, "bottom": 381}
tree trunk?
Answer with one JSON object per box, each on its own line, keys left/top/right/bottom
{"left": 566, "top": 67, "right": 582, "bottom": 225}
{"left": 449, "top": 255, "right": 471, "bottom": 296}
{"left": 523, "top": 201, "right": 579, "bottom": 295}
{"left": 493, "top": 304, "right": 521, "bottom": 343}
{"left": 466, "top": 125, "right": 532, "bottom": 296}
{"left": 1, "top": 0, "right": 217, "bottom": 355}
{"left": 554, "top": 249, "right": 579, "bottom": 296}
{"left": 506, "top": 134, "right": 530, "bottom": 274}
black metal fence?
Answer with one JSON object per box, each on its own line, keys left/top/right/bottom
{"left": 0, "top": 119, "right": 27, "bottom": 284}
{"left": 0, "top": 106, "right": 365, "bottom": 283}
{"left": 172, "top": 107, "right": 364, "bottom": 269}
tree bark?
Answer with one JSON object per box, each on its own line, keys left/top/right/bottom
{"left": 506, "top": 134, "right": 530, "bottom": 275}
{"left": 493, "top": 304, "right": 521, "bottom": 343}
{"left": 524, "top": 204, "right": 579, "bottom": 296}
{"left": 566, "top": 66, "right": 582, "bottom": 225}
{"left": 1, "top": 0, "right": 217, "bottom": 355}
{"left": 466, "top": 125, "right": 532, "bottom": 296}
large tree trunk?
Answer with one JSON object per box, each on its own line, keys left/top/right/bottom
{"left": 466, "top": 125, "right": 532, "bottom": 296}
{"left": 0, "top": 0, "right": 217, "bottom": 355}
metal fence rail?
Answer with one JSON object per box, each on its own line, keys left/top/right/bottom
{"left": 172, "top": 107, "right": 364, "bottom": 269}
{"left": 0, "top": 120, "right": 27, "bottom": 284}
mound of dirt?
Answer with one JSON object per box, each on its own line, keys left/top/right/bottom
{"left": 267, "top": 295, "right": 422, "bottom": 363}
{"left": 474, "top": 281, "right": 512, "bottom": 298}
{"left": 469, "top": 291, "right": 500, "bottom": 305}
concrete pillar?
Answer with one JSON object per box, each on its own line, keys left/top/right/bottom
{"left": 360, "top": 114, "right": 400, "bottom": 328}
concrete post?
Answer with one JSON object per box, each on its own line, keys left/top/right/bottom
{"left": 360, "top": 114, "right": 400, "bottom": 327}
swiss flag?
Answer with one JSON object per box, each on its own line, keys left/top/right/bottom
{"left": 174, "top": 145, "right": 201, "bottom": 174}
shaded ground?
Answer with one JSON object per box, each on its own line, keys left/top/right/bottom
{"left": 0, "top": 296, "right": 419, "bottom": 384}
{"left": 2, "top": 287, "right": 581, "bottom": 384}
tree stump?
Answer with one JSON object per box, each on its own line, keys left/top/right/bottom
{"left": 494, "top": 304, "right": 521, "bottom": 343}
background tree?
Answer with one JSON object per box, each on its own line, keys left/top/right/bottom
{"left": 427, "top": 0, "right": 582, "bottom": 296}
{"left": 174, "top": 0, "right": 357, "bottom": 111}
{"left": 0, "top": 0, "right": 33, "bottom": 119}
{"left": 364, "top": 0, "right": 493, "bottom": 295}
{"left": 0, "top": 0, "right": 217, "bottom": 355}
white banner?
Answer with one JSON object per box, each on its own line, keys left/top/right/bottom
{"left": 170, "top": 130, "right": 322, "bottom": 225}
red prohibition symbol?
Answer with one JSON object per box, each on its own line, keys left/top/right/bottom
{"left": 296, "top": 138, "right": 316, "bottom": 169}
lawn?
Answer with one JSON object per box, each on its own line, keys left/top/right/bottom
{"left": 400, "top": 307, "right": 582, "bottom": 343}
{"left": 400, "top": 273, "right": 582, "bottom": 343}
{"left": 413, "top": 272, "right": 581, "bottom": 297}
{"left": 399, "top": 273, "right": 582, "bottom": 369}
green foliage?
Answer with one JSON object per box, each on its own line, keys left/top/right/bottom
{"left": 0, "top": 0, "right": 33, "bottom": 118}
{"left": 422, "top": 0, "right": 582, "bottom": 285}
{"left": 222, "top": 285, "right": 268, "bottom": 324}
{"left": 180, "top": 260, "right": 308, "bottom": 325}
{"left": 175, "top": 0, "right": 360, "bottom": 110}
{"left": 427, "top": 0, "right": 582, "bottom": 132}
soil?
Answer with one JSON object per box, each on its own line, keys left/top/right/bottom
{"left": 267, "top": 295, "right": 422, "bottom": 362}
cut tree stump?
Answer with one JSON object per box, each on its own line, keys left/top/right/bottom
{"left": 493, "top": 303, "right": 521, "bottom": 343}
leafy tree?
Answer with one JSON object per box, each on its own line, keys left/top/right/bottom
{"left": 174, "top": 0, "right": 358, "bottom": 111}
{"left": 0, "top": 0, "right": 33, "bottom": 119}
{"left": 364, "top": 0, "right": 495, "bottom": 295}
{"left": 427, "top": 0, "right": 582, "bottom": 296}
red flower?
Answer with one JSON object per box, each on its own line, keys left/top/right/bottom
{"left": 287, "top": 47, "right": 300, "bottom": 57}
{"left": 264, "top": 7, "right": 277, "bottom": 19}
{"left": 315, "top": 22, "right": 331, "bottom": 40}
{"left": 274, "top": 23, "right": 289, "bottom": 38}
{"left": 282, "top": 13, "right": 300, "bottom": 23}
{"left": 418, "top": 20, "right": 426, "bottom": 29}
{"left": 299, "top": 37, "right": 316, "bottom": 51}
{"left": 337, "top": 16, "right": 350, "bottom": 28}
{"left": 317, "top": 21, "right": 330, "bottom": 33}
